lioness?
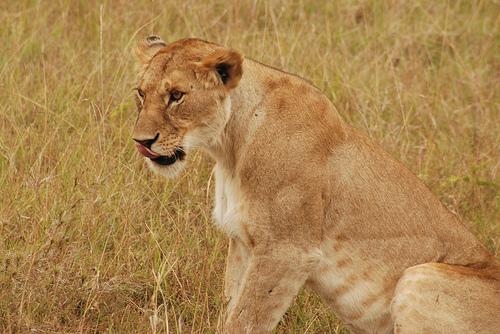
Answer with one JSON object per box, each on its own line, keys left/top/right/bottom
{"left": 132, "top": 36, "right": 500, "bottom": 333}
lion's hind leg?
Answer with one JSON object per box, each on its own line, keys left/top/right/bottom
{"left": 391, "top": 262, "right": 500, "bottom": 334}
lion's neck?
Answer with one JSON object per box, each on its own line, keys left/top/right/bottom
{"left": 204, "top": 60, "right": 265, "bottom": 172}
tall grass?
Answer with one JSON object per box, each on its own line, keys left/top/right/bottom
{"left": 0, "top": 1, "right": 498, "bottom": 333}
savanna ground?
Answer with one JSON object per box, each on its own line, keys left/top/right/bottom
{"left": 0, "top": 1, "right": 499, "bottom": 333}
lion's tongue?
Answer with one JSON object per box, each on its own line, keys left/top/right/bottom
{"left": 136, "top": 143, "right": 161, "bottom": 159}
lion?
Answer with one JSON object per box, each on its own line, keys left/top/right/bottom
{"left": 131, "top": 36, "right": 500, "bottom": 333}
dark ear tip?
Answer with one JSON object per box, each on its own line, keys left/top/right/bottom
{"left": 145, "top": 35, "right": 165, "bottom": 46}
{"left": 201, "top": 48, "right": 243, "bottom": 88}
{"left": 216, "top": 63, "right": 231, "bottom": 84}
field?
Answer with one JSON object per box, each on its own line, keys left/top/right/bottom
{"left": 0, "top": 1, "right": 499, "bottom": 333}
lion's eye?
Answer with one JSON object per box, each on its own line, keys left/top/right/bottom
{"left": 135, "top": 88, "right": 145, "bottom": 102}
{"left": 169, "top": 90, "right": 184, "bottom": 104}
{"left": 134, "top": 89, "right": 145, "bottom": 112}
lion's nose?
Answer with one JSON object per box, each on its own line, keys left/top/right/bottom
{"left": 133, "top": 133, "right": 159, "bottom": 149}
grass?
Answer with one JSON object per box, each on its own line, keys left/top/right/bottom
{"left": 0, "top": 0, "right": 498, "bottom": 333}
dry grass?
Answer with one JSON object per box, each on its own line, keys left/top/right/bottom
{"left": 0, "top": 1, "right": 498, "bottom": 333}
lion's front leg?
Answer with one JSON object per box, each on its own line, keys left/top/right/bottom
{"left": 224, "top": 237, "right": 249, "bottom": 314}
{"left": 224, "top": 245, "right": 321, "bottom": 334}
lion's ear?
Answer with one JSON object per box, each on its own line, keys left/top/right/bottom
{"left": 201, "top": 49, "right": 243, "bottom": 89}
{"left": 135, "top": 35, "right": 167, "bottom": 65}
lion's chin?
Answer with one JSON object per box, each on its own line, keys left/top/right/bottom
{"left": 145, "top": 158, "right": 187, "bottom": 178}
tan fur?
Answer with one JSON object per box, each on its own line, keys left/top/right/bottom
{"left": 132, "top": 37, "right": 500, "bottom": 333}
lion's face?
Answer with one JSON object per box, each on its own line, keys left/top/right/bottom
{"left": 132, "top": 37, "right": 242, "bottom": 177}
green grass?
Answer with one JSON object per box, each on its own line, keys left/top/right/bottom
{"left": 0, "top": 1, "right": 498, "bottom": 333}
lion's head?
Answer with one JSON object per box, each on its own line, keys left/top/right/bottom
{"left": 132, "top": 36, "right": 243, "bottom": 177}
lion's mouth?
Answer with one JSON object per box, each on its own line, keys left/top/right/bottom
{"left": 150, "top": 148, "right": 185, "bottom": 166}
{"left": 136, "top": 143, "right": 185, "bottom": 166}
